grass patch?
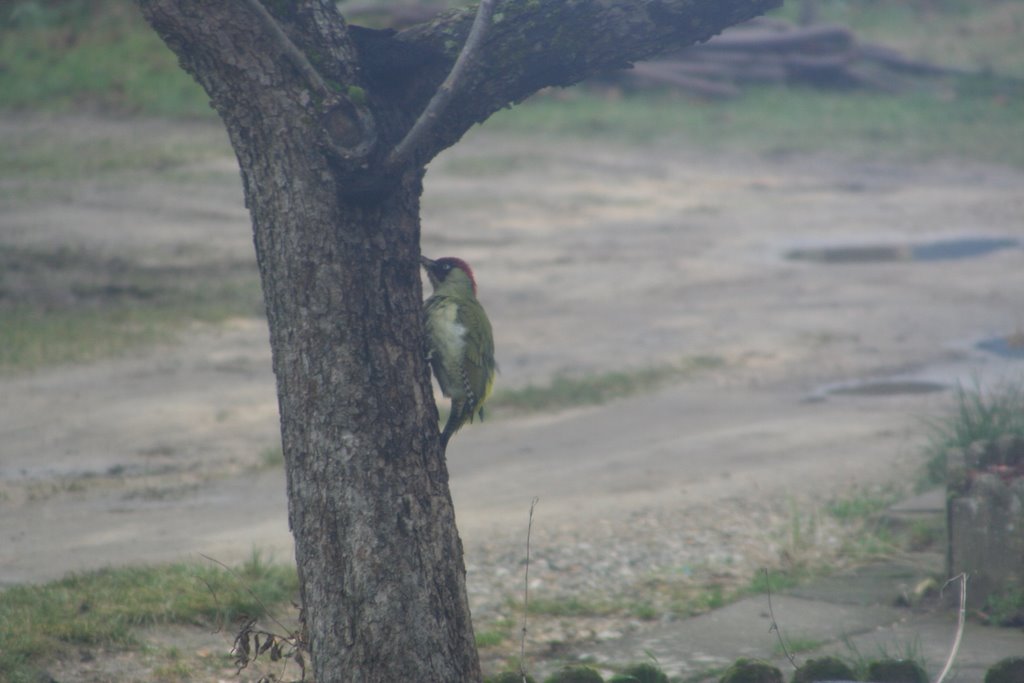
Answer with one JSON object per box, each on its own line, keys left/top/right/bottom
{"left": 2, "top": 0, "right": 1021, "bottom": 171}
{"left": 0, "top": 0, "right": 211, "bottom": 117}
{"left": 475, "top": 629, "right": 509, "bottom": 648}
{"left": 0, "top": 284, "right": 262, "bottom": 374}
{"left": 483, "top": 0, "right": 1024, "bottom": 167}
{"left": 490, "top": 355, "right": 723, "bottom": 414}
{"left": 981, "top": 587, "right": 1024, "bottom": 626}
{"left": 486, "top": 83, "right": 1024, "bottom": 168}
{"left": 773, "top": 635, "right": 827, "bottom": 658}
{"left": 0, "top": 551, "right": 298, "bottom": 683}
{"left": 0, "top": 119, "right": 231, "bottom": 184}
{"left": 1, "top": 306, "right": 173, "bottom": 372}
{"left": 258, "top": 446, "right": 285, "bottom": 469}
{"left": 0, "top": 245, "right": 263, "bottom": 374}
{"left": 525, "top": 596, "right": 616, "bottom": 618}
{"left": 920, "top": 379, "right": 1024, "bottom": 487}
{"left": 517, "top": 584, "right": 730, "bottom": 623}
{"left": 748, "top": 568, "right": 804, "bottom": 595}
{"left": 622, "top": 567, "right": 805, "bottom": 623}
{"left": 821, "top": 487, "right": 911, "bottom": 561}
{"left": 841, "top": 634, "right": 927, "bottom": 681}
{"left": 825, "top": 486, "right": 902, "bottom": 522}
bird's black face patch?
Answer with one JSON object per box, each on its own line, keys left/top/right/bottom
{"left": 432, "top": 259, "right": 455, "bottom": 281}
{"left": 421, "top": 255, "right": 477, "bottom": 294}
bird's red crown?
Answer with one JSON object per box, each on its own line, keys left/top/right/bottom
{"left": 434, "top": 257, "right": 477, "bottom": 295}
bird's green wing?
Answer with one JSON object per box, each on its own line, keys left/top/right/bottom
{"left": 456, "top": 298, "right": 496, "bottom": 415}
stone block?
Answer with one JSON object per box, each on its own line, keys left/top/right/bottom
{"left": 946, "top": 435, "right": 1024, "bottom": 609}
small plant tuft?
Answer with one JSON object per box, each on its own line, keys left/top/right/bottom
{"left": 475, "top": 629, "right": 508, "bottom": 648}
{"left": 793, "top": 656, "right": 856, "bottom": 683}
{"left": 719, "top": 658, "right": 783, "bottom": 683}
{"left": 544, "top": 664, "right": 605, "bottom": 683}
{"left": 980, "top": 587, "right": 1024, "bottom": 627}
{"left": 619, "top": 661, "right": 669, "bottom": 683}
{"left": 491, "top": 356, "right": 723, "bottom": 415}
{"left": 259, "top": 446, "right": 285, "bottom": 469}
{"left": 0, "top": 555, "right": 298, "bottom": 682}
{"left": 920, "top": 379, "right": 1024, "bottom": 487}
{"left": 867, "top": 658, "right": 928, "bottom": 683}
{"left": 985, "top": 657, "right": 1024, "bottom": 683}
{"left": 489, "top": 673, "right": 539, "bottom": 683}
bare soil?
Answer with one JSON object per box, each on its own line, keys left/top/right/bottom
{"left": 2, "top": 116, "right": 1024, "bottom": 680}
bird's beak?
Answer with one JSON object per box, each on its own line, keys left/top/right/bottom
{"left": 420, "top": 255, "right": 435, "bottom": 269}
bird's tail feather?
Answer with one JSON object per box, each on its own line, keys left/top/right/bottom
{"left": 440, "top": 405, "right": 464, "bottom": 451}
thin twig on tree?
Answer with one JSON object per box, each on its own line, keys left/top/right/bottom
{"left": 199, "top": 552, "right": 295, "bottom": 638}
{"left": 244, "top": 0, "right": 330, "bottom": 96}
{"left": 519, "top": 497, "right": 539, "bottom": 682}
{"left": 934, "top": 573, "right": 967, "bottom": 683}
{"left": 384, "top": 0, "right": 497, "bottom": 172}
{"left": 763, "top": 568, "right": 798, "bottom": 669}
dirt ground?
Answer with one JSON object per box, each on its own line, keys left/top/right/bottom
{"left": 2, "top": 116, "right": 1024, "bottom": 679}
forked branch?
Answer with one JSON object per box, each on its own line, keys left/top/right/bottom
{"left": 383, "top": 0, "right": 497, "bottom": 172}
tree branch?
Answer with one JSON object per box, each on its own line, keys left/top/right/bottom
{"left": 383, "top": 0, "right": 781, "bottom": 167}
{"left": 383, "top": 0, "right": 497, "bottom": 172}
{"left": 143, "top": 0, "right": 378, "bottom": 168}
{"left": 244, "top": 0, "right": 330, "bottom": 96}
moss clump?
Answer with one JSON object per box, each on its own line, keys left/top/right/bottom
{"left": 544, "top": 665, "right": 604, "bottom": 683}
{"left": 607, "top": 676, "right": 641, "bottom": 683}
{"left": 346, "top": 85, "right": 367, "bottom": 105}
{"left": 985, "top": 657, "right": 1024, "bottom": 683}
{"left": 793, "top": 656, "right": 856, "bottom": 683}
{"left": 720, "top": 658, "right": 783, "bottom": 683}
{"left": 618, "top": 662, "right": 668, "bottom": 683}
{"left": 867, "top": 659, "right": 928, "bottom": 683}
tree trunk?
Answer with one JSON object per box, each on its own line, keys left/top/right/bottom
{"left": 138, "top": 0, "right": 780, "bottom": 680}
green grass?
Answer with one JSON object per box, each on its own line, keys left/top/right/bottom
{"left": 0, "top": 299, "right": 258, "bottom": 373}
{"left": 0, "top": 0, "right": 211, "bottom": 117}
{"left": 982, "top": 586, "right": 1024, "bottom": 626}
{"left": 486, "top": 84, "right": 1024, "bottom": 168}
{"left": 1, "top": 306, "right": 174, "bottom": 371}
{"left": 490, "top": 355, "right": 723, "bottom": 414}
{"left": 475, "top": 629, "right": 509, "bottom": 648}
{"left": 616, "top": 662, "right": 669, "bottom": 683}
{"left": 0, "top": 244, "right": 263, "bottom": 374}
{"left": 0, "top": 121, "right": 231, "bottom": 184}
{"left": 825, "top": 486, "right": 902, "bottom": 522}
{"left": 525, "top": 595, "right": 616, "bottom": 618}
{"left": 748, "top": 569, "right": 801, "bottom": 595}
{"left": 0, "top": 552, "right": 298, "bottom": 683}
{"left": 840, "top": 636, "right": 927, "bottom": 682}
{"left": 920, "top": 379, "right": 1024, "bottom": 486}
{"left": 2, "top": 0, "right": 1022, "bottom": 170}
{"left": 773, "top": 635, "right": 827, "bottom": 658}
{"left": 0, "top": 279, "right": 263, "bottom": 374}
{"left": 259, "top": 445, "right": 286, "bottom": 469}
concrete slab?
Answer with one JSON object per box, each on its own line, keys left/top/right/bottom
{"left": 560, "top": 556, "right": 1024, "bottom": 682}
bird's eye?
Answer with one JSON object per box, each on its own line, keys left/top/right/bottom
{"left": 442, "top": 263, "right": 451, "bottom": 271}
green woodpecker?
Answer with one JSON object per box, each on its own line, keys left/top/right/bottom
{"left": 421, "top": 255, "right": 496, "bottom": 450}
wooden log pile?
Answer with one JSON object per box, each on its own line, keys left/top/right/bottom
{"left": 614, "top": 17, "right": 973, "bottom": 98}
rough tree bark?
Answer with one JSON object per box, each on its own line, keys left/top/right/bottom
{"left": 138, "top": 1, "right": 779, "bottom": 681}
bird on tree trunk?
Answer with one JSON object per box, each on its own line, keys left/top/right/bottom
{"left": 421, "top": 255, "right": 496, "bottom": 450}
